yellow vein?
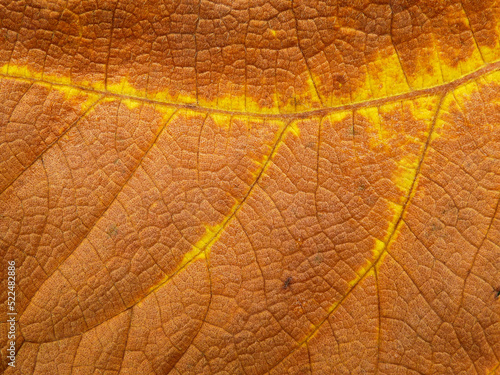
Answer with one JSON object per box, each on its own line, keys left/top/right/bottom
{"left": 266, "top": 91, "right": 446, "bottom": 374}
{"left": 22, "top": 118, "right": 292, "bottom": 344}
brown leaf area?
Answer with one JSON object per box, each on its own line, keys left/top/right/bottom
{"left": 1, "top": 0, "right": 500, "bottom": 374}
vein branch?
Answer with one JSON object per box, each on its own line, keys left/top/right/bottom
{"left": 0, "top": 94, "right": 103, "bottom": 195}
{"left": 266, "top": 91, "right": 446, "bottom": 373}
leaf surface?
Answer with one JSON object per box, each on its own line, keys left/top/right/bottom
{"left": 1, "top": 0, "right": 500, "bottom": 374}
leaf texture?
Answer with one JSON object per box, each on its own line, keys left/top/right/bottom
{"left": 1, "top": 0, "right": 500, "bottom": 374}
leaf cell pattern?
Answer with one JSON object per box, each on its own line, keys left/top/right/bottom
{"left": 1, "top": 0, "right": 500, "bottom": 374}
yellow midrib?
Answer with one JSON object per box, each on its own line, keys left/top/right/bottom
{"left": 1, "top": 59, "right": 499, "bottom": 119}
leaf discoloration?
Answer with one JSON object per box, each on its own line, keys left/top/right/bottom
{"left": 2, "top": 1, "right": 500, "bottom": 374}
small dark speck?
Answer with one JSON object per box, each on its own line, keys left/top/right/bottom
{"left": 107, "top": 224, "right": 118, "bottom": 238}
{"left": 314, "top": 254, "right": 323, "bottom": 264}
{"left": 283, "top": 277, "right": 292, "bottom": 290}
{"left": 495, "top": 289, "right": 500, "bottom": 299}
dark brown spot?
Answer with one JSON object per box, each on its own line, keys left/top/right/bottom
{"left": 283, "top": 277, "right": 293, "bottom": 290}
{"left": 333, "top": 74, "right": 348, "bottom": 90}
{"left": 334, "top": 74, "right": 347, "bottom": 85}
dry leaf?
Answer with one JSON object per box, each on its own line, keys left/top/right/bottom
{"left": 1, "top": 0, "right": 500, "bottom": 373}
